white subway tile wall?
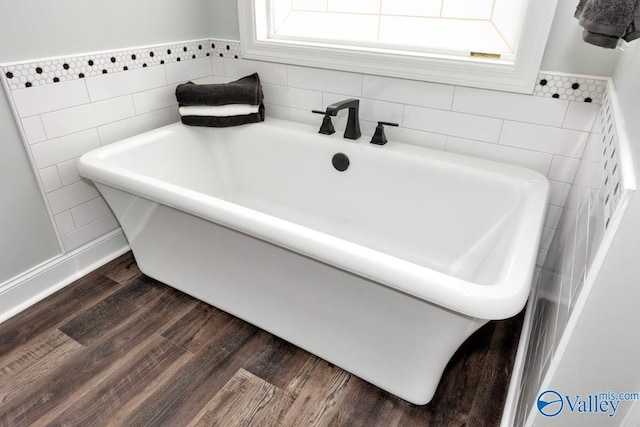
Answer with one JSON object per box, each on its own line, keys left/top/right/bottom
{"left": 46, "top": 180, "right": 100, "bottom": 216}
{"left": 54, "top": 211, "right": 76, "bottom": 236}
{"left": 21, "top": 115, "right": 47, "bottom": 144}
{"left": 563, "top": 101, "right": 599, "bottom": 131}
{"left": 288, "top": 65, "right": 363, "bottom": 96}
{"left": 97, "top": 109, "right": 173, "bottom": 146}
{"left": 57, "top": 158, "right": 83, "bottom": 187}
{"left": 39, "top": 166, "right": 62, "bottom": 193}
{"left": 165, "top": 57, "right": 213, "bottom": 85}
{"left": 61, "top": 214, "right": 120, "bottom": 252}
{"left": 514, "top": 88, "right": 629, "bottom": 426}
{"left": 499, "top": 121, "right": 588, "bottom": 157}
{"left": 404, "top": 105, "right": 503, "bottom": 143}
{"left": 445, "top": 137, "right": 553, "bottom": 176}
{"left": 1, "top": 39, "right": 241, "bottom": 251}
{"left": 224, "top": 59, "right": 288, "bottom": 85}
{"left": 132, "top": 85, "right": 179, "bottom": 115}
{"left": 0, "top": 38, "right": 605, "bottom": 257}
{"left": 452, "top": 86, "right": 570, "bottom": 127}
{"left": 362, "top": 74, "right": 455, "bottom": 110}
{"left": 12, "top": 79, "right": 90, "bottom": 117}
{"left": 31, "top": 129, "right": 101, "bottom": 170}
{"left": 40, "top": 95, "right": 136, "bottom": 139}
{"left": 85, "top": 65, "right": 167, "bottom": 102}
{"left": 263, "top": 84, "right": 323, "bottom": 112}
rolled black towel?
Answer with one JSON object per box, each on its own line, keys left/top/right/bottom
{"left": 175, "top": 73, "right": 264, "bottom": 106}
{"left": 181, "top": 104, "right": 265, "bottom": 128}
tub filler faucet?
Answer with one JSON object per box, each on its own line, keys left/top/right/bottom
{"left": 312, "top": 98, "right": 361, "bottom": 140}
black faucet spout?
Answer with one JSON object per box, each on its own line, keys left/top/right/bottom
{"left": 326, "top": 99, "right": 361, "bottom": 140}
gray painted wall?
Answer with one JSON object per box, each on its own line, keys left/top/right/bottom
{"left": 0, "top": 85, "right": 60, "bottom": 282}
{"left": 0, "top": 0, "right": 212, "bottom": 62}
{"left": 613, "top": 38, "right": 640, "bottom": 152}
{"left": 209, "top": 0, "right": 239, "bottom": 40}
{"left": 541, "top": 0, "right": 620, "bottom": 76}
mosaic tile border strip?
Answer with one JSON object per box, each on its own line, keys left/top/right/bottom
{"left": 2, "top": 39, "right": 241, "bottom": 90}
{"left": 3, "top": 40, "right": 609, "bottom": 105}
{"left": 534, "top": 72, "right": 607, "bottom": 104}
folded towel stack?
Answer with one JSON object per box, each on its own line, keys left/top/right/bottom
{"left": 175, "top": 73, "right": 265, "bottom": 127}
{"left": 575, "top": 0, "right": 640, "bottom": 48}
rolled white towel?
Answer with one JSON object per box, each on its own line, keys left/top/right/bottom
{"left": 179, "top": 104, "right": 260, "bottom": 117}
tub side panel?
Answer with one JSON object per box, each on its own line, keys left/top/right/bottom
{"left": 97, "top": 184, "right": 487, "bottom": 405}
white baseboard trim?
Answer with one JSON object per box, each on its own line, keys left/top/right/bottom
{"left": 0, "top": 229, "right": 129, "bottom": 324}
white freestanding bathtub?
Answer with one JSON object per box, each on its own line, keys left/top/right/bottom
{"left": 78, "top": 117, "right": 549, "bottom": 405}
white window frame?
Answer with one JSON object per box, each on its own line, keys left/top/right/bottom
{"left": 238, "top": 0, "right": 558, "bottom": 94}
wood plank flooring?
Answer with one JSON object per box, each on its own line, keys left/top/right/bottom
{"left": 0, "top": 251, "right": 523, "bottom": 426}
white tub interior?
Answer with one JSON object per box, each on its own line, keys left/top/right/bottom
{"left": 99, "top": 121, "right": 535, "bottom": 287}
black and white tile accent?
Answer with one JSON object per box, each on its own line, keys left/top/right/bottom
{"left": 3, "top": 39, "right": 241, "bottom": 90}
{"left": 598, "top": 91, "right": 623, "bottom": 229}
{"left": 4, "top": 40, "right": 608, "bottom": 105}
{"left": 534, "top": 72, "right": 607, "bottom": 104}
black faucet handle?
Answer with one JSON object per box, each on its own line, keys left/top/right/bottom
{"left": 377, "top": 121, "right": 399, "bottom": 127}
{"left": 312, "top": 109, "right": 336, "bottom": 135}
{"left": 370, "top": 121, "right": 399, "bottom": 145}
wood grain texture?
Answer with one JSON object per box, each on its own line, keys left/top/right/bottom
{"left": 0, "top": 251, "right": 523, "bottom": 426}
{"left": 0, "top": 281, "right": 195, "bottom": 426}
{"left": 320, "top": 371, "right": 407, "bottom": 427}
{"left": 244, "top": 332, "right": 315, "bottom": 392}
{"left": 121, "top": 319, "right": 262, "bottom": 426}
{"left": 96, "top": 251, "right": 142, "bottom": 284}
{"left": 0, "top": 329, "right": 81, "bottom": 381}
{"left": 187, "top": 369, "right": 293, "bottom": 427}
{"left": 58, "top": 275, "right": 171, "bottom": 346}
{"left": 46, "top": 335, "right": 192, "bottom": 426}
{"left": 58, "top": 287, "right": 139, "bottom": 346}
{"left": 0, "top": 330, "right": 83, "bottom": 406}
{"left": 280, "top": 358, "right": 352, "bottom": 426}
{"left": 162, "top": 301, "right": 235, "bottom": 354}
{"left": 467, "top": 314, "right": 523, "bottom": 426}
{"left": 0, "top": 273, "right": 121, "bottom": 358}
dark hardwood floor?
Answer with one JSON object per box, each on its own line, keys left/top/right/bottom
{"left": 0, "top": 251, "right": 523, "bottom": 426}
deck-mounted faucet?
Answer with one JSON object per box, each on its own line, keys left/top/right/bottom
{"left": 312, "top": 99, "right": 361, "bottom": 140}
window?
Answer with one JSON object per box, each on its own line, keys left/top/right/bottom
{"left": 270, "top": 0, "right": 523, "bottom": 60}
{"left": 239, "top": 0, "right": 558, "bottom": 93}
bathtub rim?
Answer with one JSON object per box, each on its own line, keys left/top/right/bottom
{"left": 78, "top": 119, "right": 549, "bottom": 320}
